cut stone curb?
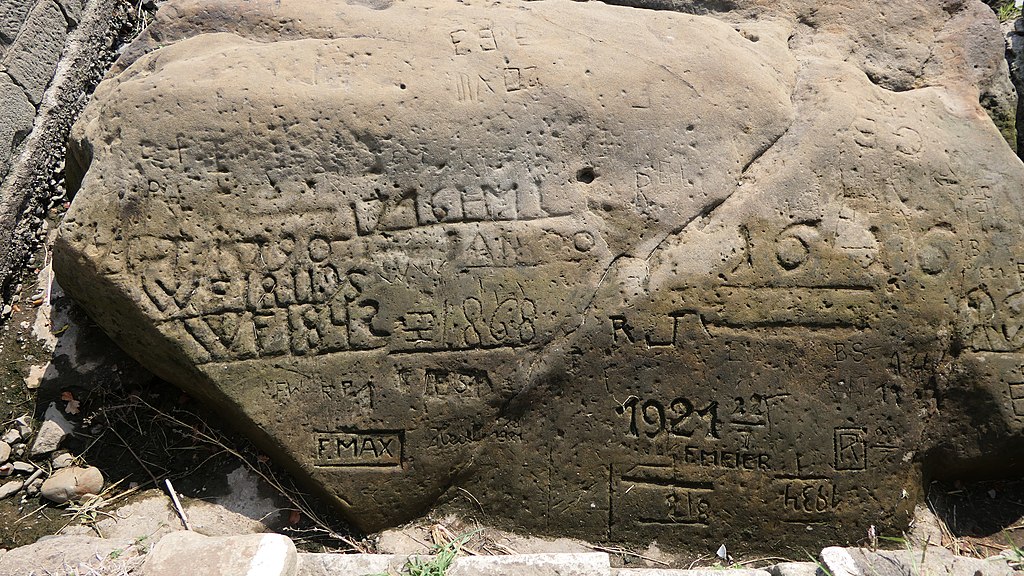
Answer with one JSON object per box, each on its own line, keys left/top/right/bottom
{"left": 819, "top": 545, "right": 1013, "bottom": 576}
{"left": 449, "top": 553, "right": 612, "bottom": 576}
{"left": 298, "top": 553, "right": 612, "bottom": 576}
{"left": 143, "top": 531, "right": 297, "bottom": 576}
{"left": 297, "top": 554, "right": 399, "bottom": 576}
{"left": 766, "top": 562, "right": 822, "bottom": 576}
{"left": 614, "top": 565, "right": 770, "bottom": 569}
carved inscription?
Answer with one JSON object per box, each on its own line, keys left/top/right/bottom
{"left": 781, "top": 478, "right": 839, "bottom": 515}
{"left": 58, "top": 0, "right": 1024, "bottom": 553}
{"left": 833, "top": 427, "right": 867, "bottom": 471}
{"left": 314, "top": 431, "right": 403, "bottom": 467}
{"left": 424, "top": 368, "right": 491, "bottom": 397}
{"left": 618, "top": 396, "right": 721, "bottom": 439}
{"left": 616, "top": 465, "right": 714, "bottom": 526}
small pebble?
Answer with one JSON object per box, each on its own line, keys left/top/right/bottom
{"left": 11, "top": 461, "right": 34, "bottom": 474}
{"left": 0, "top": 430, "right": 19, "bottom": 445}
{"left": 0, "top": 442, "right": 9, "bottom": 464}
{"left": 0, "top": 463, "right": 13, "bottom": 477}
{"left": 11, "top": 444, "right": 25, "bottom": 458}
{"left": 51, "top": 452, "right": 75, "bottom": 469}
{"left": 0, "top": 480, "right": 22, "bottom": 500}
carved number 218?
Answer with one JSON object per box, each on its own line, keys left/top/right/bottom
{"left": 617, "top": 397, "right": 721, "bottom": 439}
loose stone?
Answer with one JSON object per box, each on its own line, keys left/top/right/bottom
{"left": 51, "top": 452, "right": 75, "bottom": 469}
{"left": 40, "top": 466, "right": 104, "bottom": 503}
{"left": 11, "top": 461, "right": 33, "bottom": 474}
{"left": 0, "top": 480, "right": 23, "bottom": 500}
{"left": 30, "top": 403, "right": 74, "bottom": 457}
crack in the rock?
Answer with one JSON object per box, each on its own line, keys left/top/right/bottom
{"left": 500, "top": 115, "right": 796, "bottom": 420}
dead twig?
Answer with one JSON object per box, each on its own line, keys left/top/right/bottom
{"left": 108, "top": 427, "right": 160, "bottom": 488}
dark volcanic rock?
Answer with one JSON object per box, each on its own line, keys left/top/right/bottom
{"left": 54, "top": 0, "right": 1024, "bottom": 553}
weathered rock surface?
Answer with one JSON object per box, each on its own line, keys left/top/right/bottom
{"left": 0, "top": 480, "right": 21, "bottom": 500}
{"left": 30, "top": 402, "right": 75, "bottom": 456}
{"left": 819, "top": 546, "right": 1012, "bottom": 576}
{"left": 54, "top": 0, "right": 1024, "bottom": 553}
{"left": 142, "top": 531, "right": 297, "bottom": 576}
{"left": 0, "top": 535, "right": 143, "bottom": 576}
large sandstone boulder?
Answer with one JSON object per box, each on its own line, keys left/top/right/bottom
{"left": 55, "top": 0, "right": 1024, "bottom": 553}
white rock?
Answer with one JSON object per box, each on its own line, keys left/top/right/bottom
{"left": 0, "top": 442, "right": 9, "bottom": 465}
{"left": 11, "top": 461, "right": 34, "bottom": 474}
{"left": 0, "top": 480, "right": 23, "bottom": 499}
{"left": 40, "top": 466, "right": 104, "bottom": 503}
{"left": 0, "top": 429, "right": 19, "bottom": 445}
{"left": 143, "top": 531, "right": 297, "bottom": 576}
{"left": 820, "top": 547, "right": 863, "bottom": 576}
{"left": 30, "top": 403, "right": 75, "bottom": 457}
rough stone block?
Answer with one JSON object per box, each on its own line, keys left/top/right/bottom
{"left": 54, "top": 0, "right": 1024, "bottom": 554}
{"left": 0, "top": 72, "right": 35, "bottom": 178}
{"left": 819, "top": 546, "right": 1012, "bottom": 576}
{"left": 765, "top": 562, "right": 822, "bottom": 576}
{"left": 3, "top": 0, "right": 68, "bottom": 105}
{"left": 55, "top": 0, "right": 83, "bottom": 26}
{"left": 448, "top": 553, "right": 612, "bottom": 576}
{"left": 297, "top": 553, "right": 399, "bottom": 576}
{"left": 0, "top": 0, "right": 35, "bottom": 44}
{"left": 616, "top": 571, "right": 769, "bottom": 576}
{"left": 0, "top": 535, "right": 142, "bottom": 575}
{"left": 143, "top": 531, "right": 298, "bottom": 576}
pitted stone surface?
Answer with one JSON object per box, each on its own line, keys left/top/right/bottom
{"left": 55, "top": 0, "right": 1024, "bottom": 553}
{"left": 0, "top": 73, "right": 35, "bottom": 178}
{"left": 3, "top": 0, "right": 69, "bottom": 105}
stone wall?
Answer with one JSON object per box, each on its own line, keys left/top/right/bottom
{"left": 0, "top": 0, "right": 137, "bottom": 310}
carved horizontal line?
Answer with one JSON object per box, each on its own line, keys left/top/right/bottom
{"left": 313, "top": 463, "right": 402, "bottom": 469}
{"left": 619, "top": 477, "right": 714, "bottom": 491}
{"left": 458, "top": 264, "right": 546, "bottom": 269}
{"left": 719, "top": 285, "right": 877, "bottom": 292}
{"left": 705, "top": 324, "right": 868, "bottom": 336}
{"left": 637, "top": 519, "right": 709, "bottom": 526}
{"left": 773, "top": 474, "right": 831, "bottom": 481}
{"left": 710, "top": 319, "right": 866, "bottom": 329}
{"left": 387, "top": 342, "right": 530, "bottom": 355}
